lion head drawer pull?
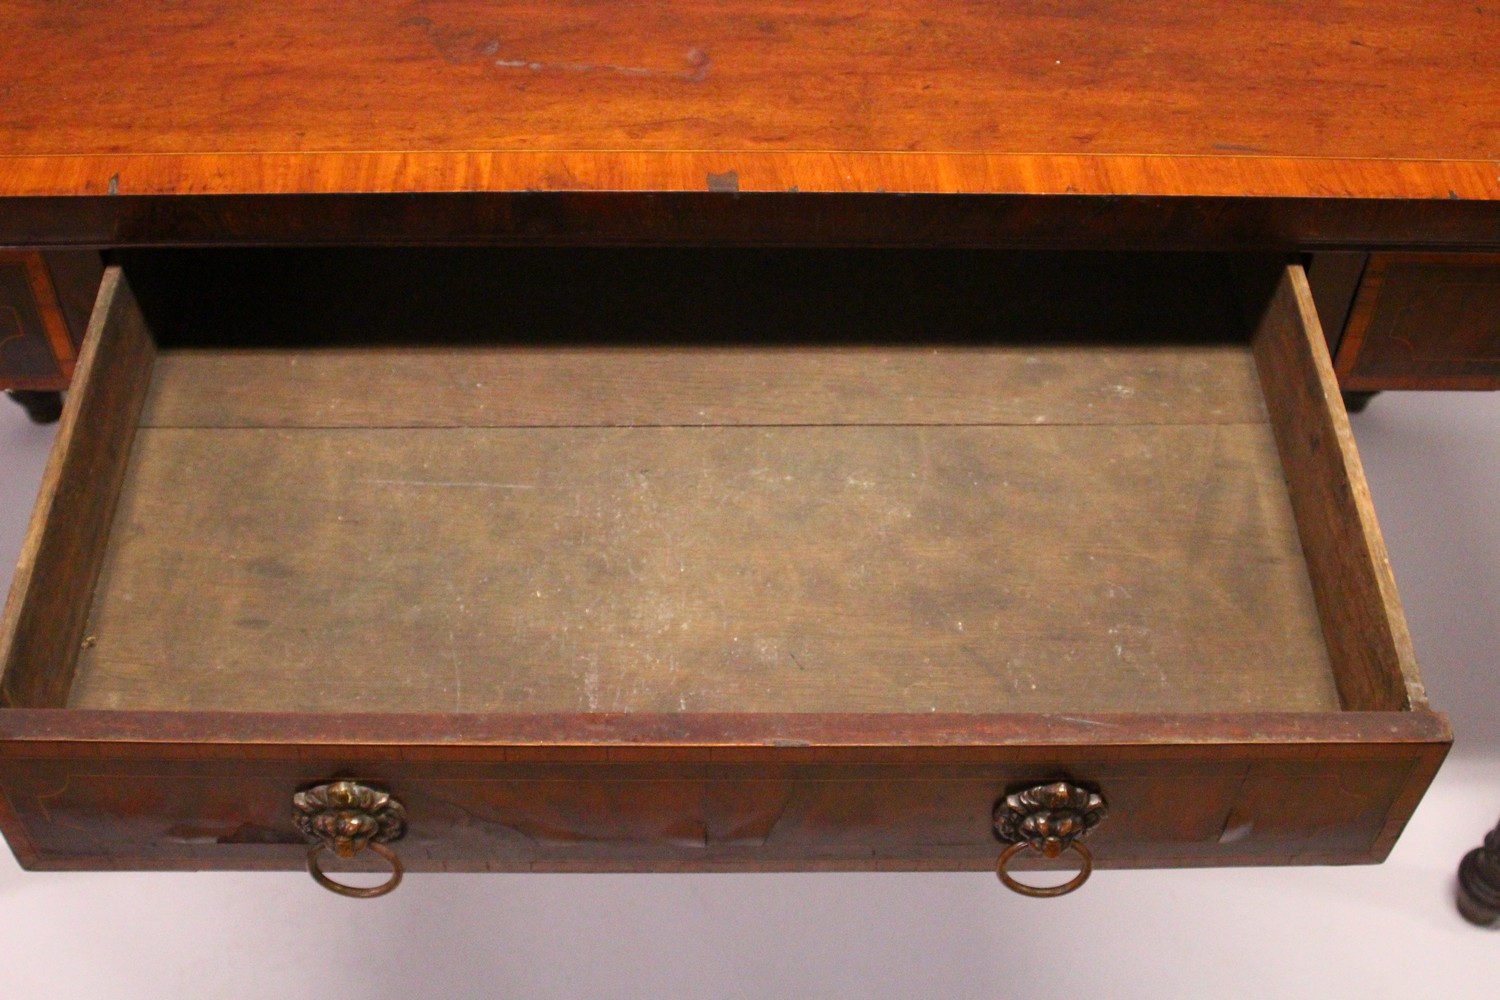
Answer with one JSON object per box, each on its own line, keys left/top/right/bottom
{"left": 293, "top": 781, "right": 408, "bottom": 898}
{"left": 993, "top": 781, "right": 1107, "bottom": 898}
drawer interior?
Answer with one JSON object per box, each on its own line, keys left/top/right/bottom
{"left": 1, "top": 249, "right": 1420, "bottom": 717}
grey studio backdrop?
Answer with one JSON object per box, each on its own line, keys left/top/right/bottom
{"left": 0, "top": 390, "right": 1497, "bottom": 999}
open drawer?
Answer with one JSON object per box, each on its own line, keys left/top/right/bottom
{"left": 0, "top": 249, "right": 1447, "bottom": 895}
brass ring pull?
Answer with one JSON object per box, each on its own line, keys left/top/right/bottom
{"left": 993, "top": 781, "right": 1107, "bottom": 899}
{"left": 996, "top": 839, "right": 1093, "bottom": 898}
{"left": 307, "top": 840, "right": 404, "bottom": 899}
{"left": 293, "top": 781, "right": 408, "bottom": 899}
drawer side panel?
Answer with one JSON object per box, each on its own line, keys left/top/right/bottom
{"left": 0, "top": 267, "right": 156, "bottom": 707}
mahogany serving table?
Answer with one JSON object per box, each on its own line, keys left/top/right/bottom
{"left": 0, "top": 2, "right": 1493, "bottom": 898}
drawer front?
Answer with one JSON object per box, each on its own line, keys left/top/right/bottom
{"left": 1335, "top": 253, "right": 1500, "bottom": 390}
{"left": 0, "top": 251, "right": 99, "bottom": 393}
{"left": 0, "top": 252, "right": 69, "bottom": 390}
{"left": 0, "top": 733, "right": 1444, "bottom": 873}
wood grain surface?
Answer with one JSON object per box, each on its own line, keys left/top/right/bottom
{"left": 0, "top": 708, "right": 1450, "bottom": 873}
{"left": 61, "top": 250, "right": 1347, "bottom": 715}
{"left": 4, "top": 192, "right": 1499, "bottom": 253}
{"left": 0, "top": 252, "right": 74, "bottom": 390}
{"left": 0, "top": 1, "right": 1496, "bottom": 200}
{"left": 1248, "top": 263, "right": 1421, "bottom": 712}
{"left": 0, "top": 253, "right": 1451, "bottom": 875}
{"left": 0, "top": 268, "right": 154, "bottom": 708}
{"left": 142, "top": 344, "right": 1267, "bottom": 429}
{"left": 0, "top": 740, "right": 1444, "bottom": 872}
{"left": 71, "top": 420, "right": 1333, "bottom": 714}
{"left": 1336, "top": 253, "right": 1500, "bottom": 390}
{"left": 129, "top": 246, "right": 1265, "bottom": 429}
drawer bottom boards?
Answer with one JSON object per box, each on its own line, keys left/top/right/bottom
{"left": 0, "top": 249, "right": 1448, "bottom": 876}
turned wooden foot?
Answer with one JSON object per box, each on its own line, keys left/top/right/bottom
{"left": 5, "top": 390, "right": 63, "bottom": 424}
{"left": 1341, "top": 390, "right": 1380, "bottom": 414}
{"left": 1457, "top": 817, "right": 1500, "bottom": 926}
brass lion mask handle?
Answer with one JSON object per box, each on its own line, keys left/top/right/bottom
{"left": 993, "top": 781, "right": 1107, "bottom": 898}
{"left": 293, "top": 781, "right": 407, "bottom": 898}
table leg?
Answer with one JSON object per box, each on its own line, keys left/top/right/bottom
{"left": 1457, "top": 816, "right": 1500, "bottom": 926}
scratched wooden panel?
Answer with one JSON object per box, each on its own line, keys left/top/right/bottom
{"left": 142, "top": 344, "right": 1267, "bottom": 429}
{"left": 70, "top": 413, "right": 1335, "bottom": 713}
{"left": 0, "top": 268, "right": 155, "bottom": 708}
{"left": 1249, "top": 264, "right": 1420, "bottom": 712}
{"left": 0, "top": 746, "right": 1436, "bottom": 870}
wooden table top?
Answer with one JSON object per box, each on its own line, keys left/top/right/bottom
{"left": 1, "top": 0, "right": 1497, "bottom": 202}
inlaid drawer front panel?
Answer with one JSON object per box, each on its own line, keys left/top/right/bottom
{"left": 1336, "top": 253, "right": 1500, "bottom": 390}
{"left": 0, "top": 250, "right": 101, "bottom": 408}
{"left": 0, "top": 249, "right": 1448, "bottom": 890}
{"left": 0, "top": 252, "right": 68, "bottom": 389}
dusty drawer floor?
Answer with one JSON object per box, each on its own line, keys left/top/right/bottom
{"left": 71, "top": 343, "right": 1335, "bottom": 714}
